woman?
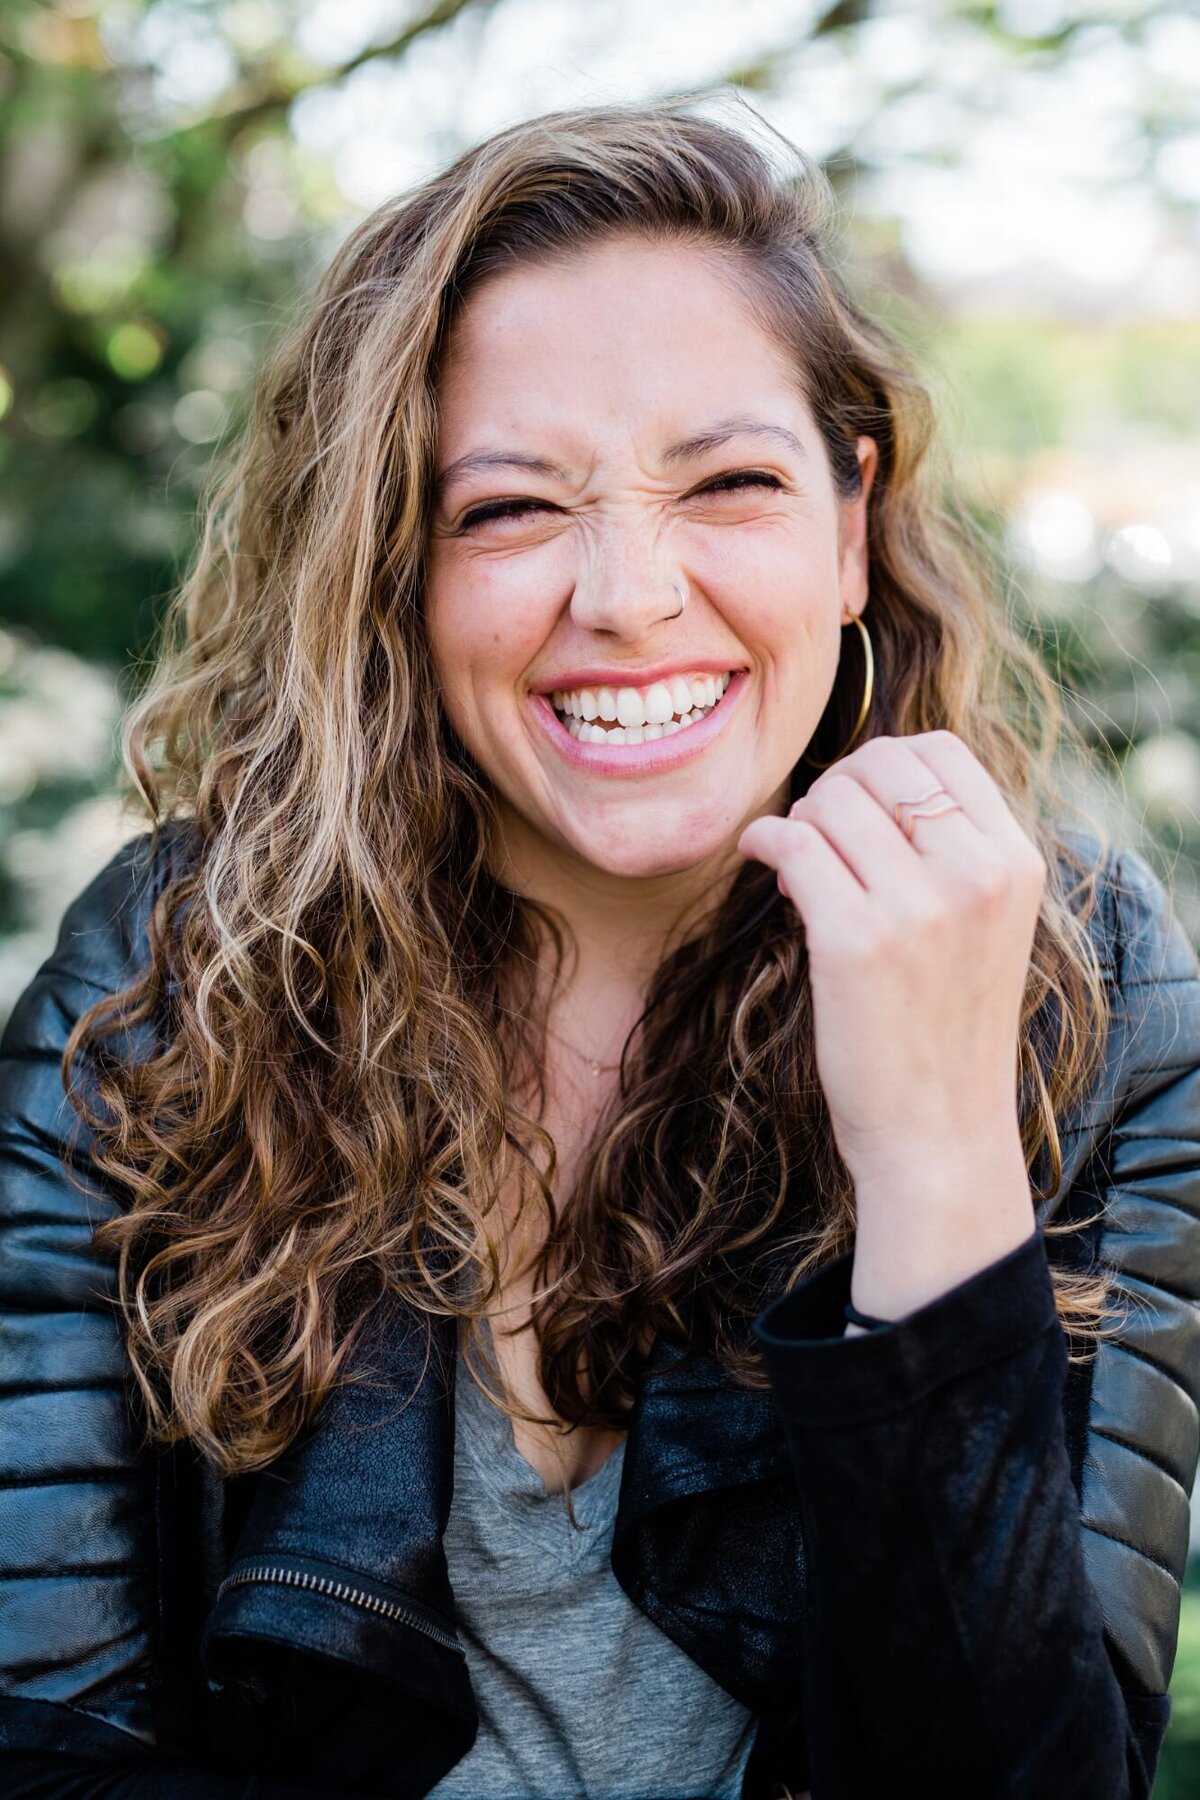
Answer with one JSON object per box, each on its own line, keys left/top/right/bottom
{"left": 0, "top": 97, "right": 1198, "bottom": 1800}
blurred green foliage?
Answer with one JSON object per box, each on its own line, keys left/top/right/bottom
{"left": 930, "top": 319, "right": 1200, "bottom": 458}
{"left": 0, "top": 0, "right": 353, "bottom": 671}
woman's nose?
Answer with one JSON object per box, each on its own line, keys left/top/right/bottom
{"left": 570, "top": 572, "right": 686, "bottom": 638}
{"left": 568, "top": 527, "right": 687, "bottom": 638}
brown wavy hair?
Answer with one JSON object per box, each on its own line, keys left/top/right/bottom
{"left": 64, "top": 94, "right": 1127, "bottom": 1480}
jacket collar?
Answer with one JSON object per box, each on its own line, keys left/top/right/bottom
{"left": 201, "top": 1290, "right": 802, "bottom": 1795}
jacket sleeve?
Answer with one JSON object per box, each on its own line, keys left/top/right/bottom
{"left": 751, "top": 844, "right": 1200, "bottom": 1800}
{"left": 0, "top": 830, "right": 315, "bottom": 1799}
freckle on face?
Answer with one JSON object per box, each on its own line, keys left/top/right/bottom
{"left": 423, "top": 235, "right": 874, "bottom": 887}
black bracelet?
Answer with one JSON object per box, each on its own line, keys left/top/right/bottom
{"left": 843, "top": 1299, "right": 891, "bottom": 1331}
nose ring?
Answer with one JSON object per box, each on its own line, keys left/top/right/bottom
{"left": 668, "top": 583, "right": 686, "bottom": 620}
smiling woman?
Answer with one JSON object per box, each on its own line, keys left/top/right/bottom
{"left": 1, "top": 95, "right": 1199, "bottom": 1800}
{"left": 423, "top": 236, "right": 872, "bottom": 854}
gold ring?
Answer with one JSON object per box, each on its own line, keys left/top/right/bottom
{"left": 895, "top": 784, "right": 945, "bottom": 836}
{"left": 897, "top": 795, "right": 964, "bottom": 842}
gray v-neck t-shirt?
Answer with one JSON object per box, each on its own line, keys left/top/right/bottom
{"left": 426, "top": 1332, "right": 760, "bottom": 1800}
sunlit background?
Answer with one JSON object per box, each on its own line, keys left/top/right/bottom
{"left": 1, "top": 1, "right": 1198, "bottom": 1785}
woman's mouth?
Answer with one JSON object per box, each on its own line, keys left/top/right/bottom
{"left": 549, "top": 670, "right": 734, "bottom": 745}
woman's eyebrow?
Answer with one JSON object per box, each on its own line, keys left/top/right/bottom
{"left": 433, "top": 420, "right": 807, "bottom": 503}
{"left": 435, "top": 451, "right": 566, "bottom": 503}
{"left": 660, "top": 419, "right": 808, "bottom": 468}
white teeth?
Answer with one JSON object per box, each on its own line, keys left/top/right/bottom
{"left": 615, "top": 686, "right": 646, "bottom": 728}
{"left": 567, "top": 705, "right": 719, "bottom": 745}
{"left": 644, "top": 681, "right": 674, "bottom": 726}
{"left": 551, "top": 670, "right": 737, "bottom": 745}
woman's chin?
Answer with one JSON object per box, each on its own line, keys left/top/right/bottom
{"left": 561, "top": 831, "right": 738, "bottom": 884}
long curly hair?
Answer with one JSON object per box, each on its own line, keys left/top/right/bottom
{"left": 64, "top": 95, "right": 1124, "bottom": 1480}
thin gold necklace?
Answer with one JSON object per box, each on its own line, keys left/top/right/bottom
{"left": 542, "top": 1018, "right": 623, "bottom": 1078}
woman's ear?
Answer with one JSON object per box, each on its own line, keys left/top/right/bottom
{"left": 838, "top": 436, "right": 878, "bottom": 617}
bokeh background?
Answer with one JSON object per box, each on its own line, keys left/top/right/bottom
{"left": 1, "top": 0, "right": 1198, "bottom": 1785}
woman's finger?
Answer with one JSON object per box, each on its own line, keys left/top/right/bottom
{"left": 787, "top": 770, "right": 943, "bottom": 896}
{"left": 737, "top": 813, "right": 868, "bottom": 934}
{"left": 799, "top": 732, "right": 1040, "bottom": 877}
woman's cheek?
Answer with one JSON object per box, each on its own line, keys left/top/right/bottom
{"left": 425, "top": 588, "right": 537, "bottom": 753}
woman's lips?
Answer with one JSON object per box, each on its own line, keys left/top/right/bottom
{"left": 529, "top": 669, "right": 749, "bottom": 776}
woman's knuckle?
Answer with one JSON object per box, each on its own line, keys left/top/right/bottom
{"left": 909, "top": 896, "right": 950, "bottom": 936}
{"left": 855, "top": 918, "right": 903, "bottom": 962}
{"left": 969, "top": 857, "right": 1010, "bottom": 905}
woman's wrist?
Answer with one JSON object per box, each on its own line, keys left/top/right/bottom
{"left": 848, "top": 1133, "right": 1035, "bottom": 1321}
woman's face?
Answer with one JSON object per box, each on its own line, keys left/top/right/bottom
{"left": 424, "top": 235, "right": 877, "bottom": 887}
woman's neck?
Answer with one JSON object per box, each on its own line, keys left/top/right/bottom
{"left": 489, "top": 802, "right": 746, "bottom": 1065}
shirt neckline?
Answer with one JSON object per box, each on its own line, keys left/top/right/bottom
{"left": 454, "top": 1327, "right": 627, "bottom": 1516}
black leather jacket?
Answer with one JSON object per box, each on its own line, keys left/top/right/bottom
{"left": 1, "top": 824, "right": 1199, "bottom": 1800}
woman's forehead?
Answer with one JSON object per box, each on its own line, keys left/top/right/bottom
{"left": 433, "top": 249, "right": 810, "bottom": 459}
{"left": 447, "top": 231, "right": 743, "bottom": 321}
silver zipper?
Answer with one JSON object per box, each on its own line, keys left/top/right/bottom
{"left": 217, "top": 1562, "right": 465, "bottom": 1655}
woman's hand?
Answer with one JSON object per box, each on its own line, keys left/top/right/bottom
{"left": 737, "top": 730, "right": 1048, "bottom": 1318}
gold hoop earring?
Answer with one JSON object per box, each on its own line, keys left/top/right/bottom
{"left": 800, "top": 610, "right": 874, "bottom": 770}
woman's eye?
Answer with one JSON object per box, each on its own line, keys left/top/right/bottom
{"left": 701, "top": 470, "right": 783, "bottom": 498}
{"left": 460, "top": 498, "right": 545, "bottom": 531}
{"left": 458, "top": 470, "right": 782, "bottom": 532}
